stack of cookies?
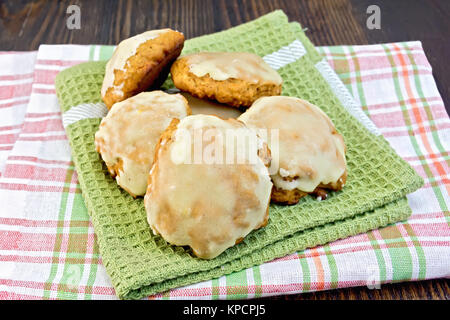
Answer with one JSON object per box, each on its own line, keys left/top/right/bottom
{"left": 95, "top": 29, "right": 347, "bottom": 259}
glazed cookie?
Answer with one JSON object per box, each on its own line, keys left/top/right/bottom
{"left": 238, "top": 96, "right": 347, "bottom": 205}
{"left": 170, "top": 52, "right": 282, "bottom": 108}
{"left": 144, "top": 114, "right": 273, "bottom": 259}
{"left": 95, "top": 91, "right": 191, "bottom": 197}
{"left": 101, "top": 29, "right": 185, "bottom": 109}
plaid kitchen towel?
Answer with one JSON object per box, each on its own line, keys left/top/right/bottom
{"left": 0, "top": 51, "right": 37, "bottom": 176}
{"left": 0, "top": 11, "right": 447, "bottom": 299}
{"left": 54, "top": 11, "right": 423, "bottom": 299}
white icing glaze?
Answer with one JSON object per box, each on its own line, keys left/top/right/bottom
{"left": 145, "top": 114, "right": 272, "bottom": 259}
{"left": 94, "top": 91, "right": 190, "bottom": 196}
{"left": 239, "top": 96, "right": 346, "bottom": 193}
{"left": 183, "top": 52, "right": 282, "bottom": 85}
{"left": 101, "top": 29, "right": 171, "bottom": 97}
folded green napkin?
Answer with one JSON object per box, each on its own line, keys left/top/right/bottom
{"left": 55, "top": 10, "right": 423, "bottom": 299}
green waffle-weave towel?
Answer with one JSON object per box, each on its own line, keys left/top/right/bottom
{"left": 55, "top": 11, "right": 423, "bottom": 299}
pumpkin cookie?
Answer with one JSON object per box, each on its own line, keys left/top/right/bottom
{"left": 101, "top": 29, "right": 185, "bottom": 109}
{"left": 95, "top": 91, "right": 191, "bottom": 197}
{"left": 144, "top": 114, "right": 273, "bottom": 259}
{"left": 239, "top": 96, "right": 347, "bottom": 205}
{"left": 170, "top": 52, "right": 282, "bottom": 108}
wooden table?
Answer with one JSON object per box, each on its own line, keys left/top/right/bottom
{"left": 0, "top": 0, "right": 448, "bottom": 300}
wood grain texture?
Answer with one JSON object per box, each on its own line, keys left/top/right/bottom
{"left": 0, "top": 0, "right": 448, "bottom": 300}
{"left": 266, "top": 279, "right": 450, "bottom": 300}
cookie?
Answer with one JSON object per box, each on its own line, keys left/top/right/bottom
{"left": 94, "top": 91, "right": 191, "bottom": 197}
{"left": 101, "top": 29, "right": 185, "bottom": 109}
{"left": 144, "top": 114, "right": 273, "bottom": 259}
{"left": 170, "top": 52, "right": 282, "bottom": 108}
{"left": 238, "top": 96, "right": 347, "bottom": 205}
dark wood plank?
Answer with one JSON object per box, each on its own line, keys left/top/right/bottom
{"left": 264, "top": 279, "right": 450, "bottom": 300}
{"left": 0, "top": 0, "right": 448, "bottom": 300}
